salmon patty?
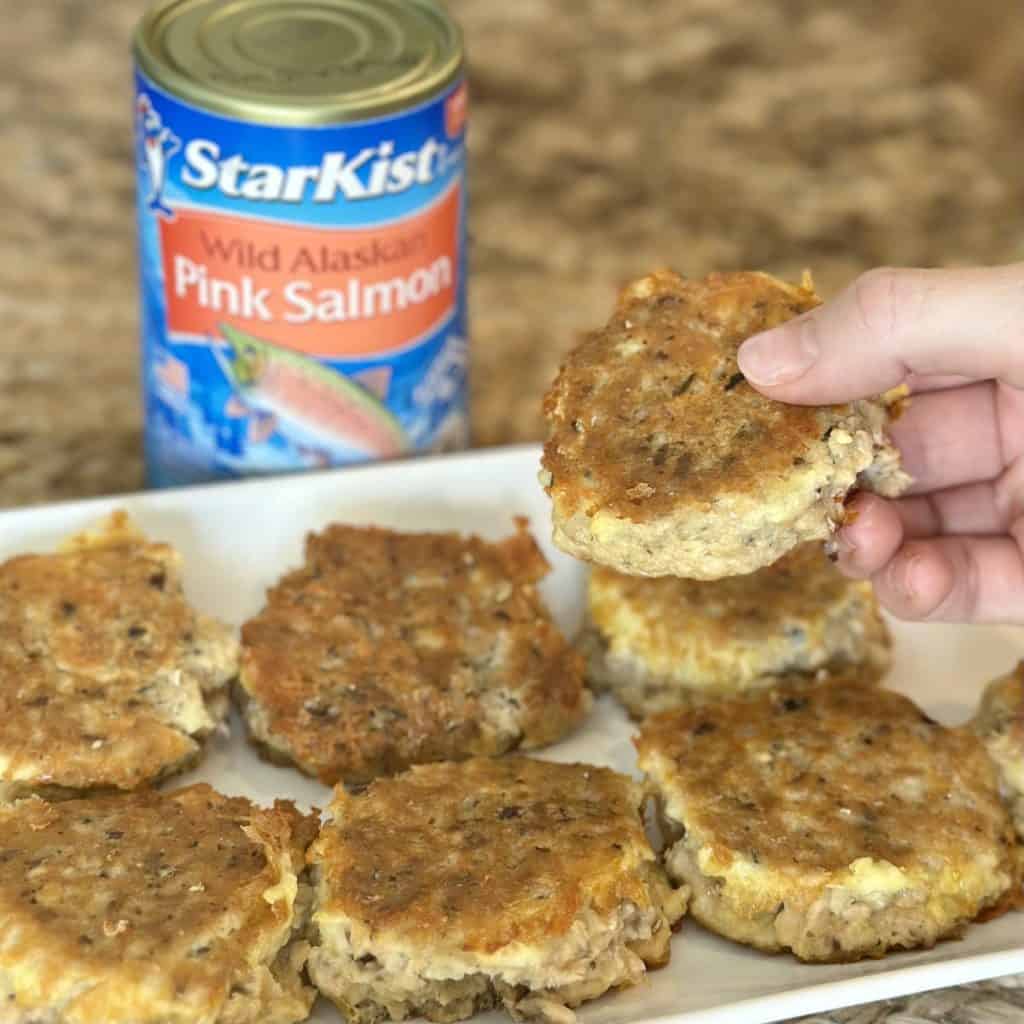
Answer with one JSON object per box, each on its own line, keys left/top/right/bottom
{"left": 0, "top": 512, "right": 237, "bottom": 802}
{"left": 580, "top": 544, "right": 890, "bottom": 717}
{"left": 237, "top": 520, "right": 589, "bottom": 785}
{"left": 307, "top": 757, "right": 686, "bottom": 1024}
{"left": 973, "top": 661, "right": 1024, "bottom": 839}
{"left": 636, "top": 681, "right": 1018, "bottom": 962}
{"left": 0, "top": 784, "right": 316, "bottom": 1024}
{"left": 541, "top": 270, "right": 908, "bottom": 578}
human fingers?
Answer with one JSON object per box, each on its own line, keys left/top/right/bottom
{"left": 736, "top": 264, "right": 1024, "bottom": 403}
{"left": 836, "top": 481, "right": 1014, "bottom": 579}
{"left": 886, "top": 381, "right": 1003, "bottom": 494}
{"left": 869, "top": 535, "right": 1024, "bottom": 624}
{"left": 833, "top": 493, "right": 904, "bottom": 579}
{"left": 892, "top": 484, "right": 1011, "bottom": 539}
{"left": 903, "top": 372, "right": 976, "bottom": 394}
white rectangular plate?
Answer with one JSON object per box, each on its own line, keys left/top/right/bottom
{"left": 2, "top": 444, "right": 1021, "bottom": 1024}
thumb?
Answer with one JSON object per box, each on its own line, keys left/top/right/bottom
{"left": 737, "top": 264, "right": 1024, "bottom": 404}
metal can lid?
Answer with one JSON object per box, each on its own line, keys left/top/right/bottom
{"left": 134, "top": 0, "right": 463, "bottom": 126}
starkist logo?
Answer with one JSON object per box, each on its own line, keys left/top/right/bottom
{"left": 180, "top": 137, "right": 455, "bottom": 203}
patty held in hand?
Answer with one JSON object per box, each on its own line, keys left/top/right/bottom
{"left": 541, "top": 270, "right": 908, "bottom": 578}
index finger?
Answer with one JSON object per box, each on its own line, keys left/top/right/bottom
{"left": 736, "top": 264, "right": 1024, "bottom": 404}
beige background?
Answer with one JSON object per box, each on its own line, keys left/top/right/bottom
{"left": 1, "top": 1, "right": 1023, "bottom": 507}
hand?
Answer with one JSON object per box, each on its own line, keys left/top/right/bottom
{"left": 736, "top": 265, "right": 1024, "bottom": 625}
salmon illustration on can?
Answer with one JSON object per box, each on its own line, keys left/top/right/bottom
{"left": 133, "top": 0, "right": 468, "bottom": 485}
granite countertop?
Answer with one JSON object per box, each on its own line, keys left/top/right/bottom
{"left": 3, "top": 1, "right": 1024, "bottom": 506}
{"left": 1, "top": 2, "right": 1023, "bottom": 1018}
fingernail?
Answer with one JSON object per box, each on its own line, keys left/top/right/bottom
{"left": 833, "top": 529, "right": 866, "bottom": 577}
{"left": 737, "top": 322, "right": 819, "bottom": 386}
{"left": 891, "top": 551, "right": 925, "bottom": 607}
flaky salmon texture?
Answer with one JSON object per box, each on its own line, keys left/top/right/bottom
{"left": 306, "top": 757, "right": 687, "bottom": 1024}
{"left": 637, "top": 681, "right": 1020, "bottom": 963}
{"left": 973, "top": 661, "right": 1024, "bottom": 842}
{"left": 541, "top": 270, "right": 909, "bottom": 578}
{"left": 580, "top": 542, "right": 891, "bottom": 717}
{"left": 0, "top": 511, "right": 238, "bottom": 802}
{"left": 237, "top": 519, "right": 590, "bottom": 785}
{"left": 0, "top": 784, "right": 317, "bottom": 1024}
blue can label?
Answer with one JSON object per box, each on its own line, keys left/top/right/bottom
{"left": 134, "top": 70, "right": 469, "bottom": 486}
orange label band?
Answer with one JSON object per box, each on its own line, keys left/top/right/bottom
{"left": 160, "top": 181, "right": 460, "bottom": 358}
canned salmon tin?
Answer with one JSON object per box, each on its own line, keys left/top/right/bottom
{"left": 133, "top": 0, "right": 468, "bottom": 486}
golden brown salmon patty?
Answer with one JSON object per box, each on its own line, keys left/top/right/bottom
{"left": 541, "top": 270, "right": 909, "bottom": 578}
{"left": 0, "top": 512, "right": 238, "bottom": 802}
{"left": 636, "top": 682, "right": 1018, "bottom": 962}
{"left": 0, "top": 784, "right": 317, "bottom": 1024}
{"left": 973, "top": 662, "right": 1024, "bottom": 839}
{"left": 307, "top": 757, "right": 687, "bottom": 1024}
{"left": 237, "top": 520, "right": 589, "bottom": 785}
{"left": 580, "top": 544, "right": 890, "bottom": 717}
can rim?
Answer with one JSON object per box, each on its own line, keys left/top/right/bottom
{"left": 133, "top": 0, "right": 464, "bottom": 126}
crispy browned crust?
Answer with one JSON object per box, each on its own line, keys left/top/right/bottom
{"left": 586, "top": 543, "right": 891, "bottom": 705}
{"left": 977, "top": 876, "right": 1024, "bottom": 921}
{"left": 582, "top": 630, "right": 884, "bottom": 722}
{"left": 0, "top": 784, "right": 317, "bottom": 1023}
{"left": 636, "top": 682, "right": 1016, "bottom": 876}
{"left": 0, "top": 512, "right": 238, "bottom": 796}
{"left": 542, "top": 270, "right": 826, "bottom": 522}
{"left": 974, "top": 661, "right": 1024, "bottom": 754}
{"left": 637, "top": 681, "right": 1018, "bottom": 961}
{"left": 972, "top": 660, "right": 1024, "bottom": 838}
{"left": 238, "top": 520, "right": 589, "bottom": 785}
{"left": 310, "top": 757, "right": 669, "bottom": 952}
{"left": 593, "top": 543, "right": 872, "bottom": 634}
{"left": 541, "top": 270, "right": 908, "bottom": 578}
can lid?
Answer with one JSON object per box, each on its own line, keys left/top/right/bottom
{"left": 134, "top": 0, "right": 463, "bottom": 125}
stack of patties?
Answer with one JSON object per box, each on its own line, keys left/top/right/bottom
{"left": 580, "top": 543, "right": 890, "bottom": 717}
{"left": 306, "top": 756, "right": 687, "bottom": 1024}
{"left": 0, "top": 784, "right": 316, "bottom": 1023}
{"left": 0, "top": 511, "right": 238, "bottom": 801}
{"left": 236, "top": 519, "right": 589, "bottom": 785}
{"left": 541, "top": 269, "right": 903, "bottom": 717}
{"left": 535, "top": 268, "right": 1024, "bottom": 965}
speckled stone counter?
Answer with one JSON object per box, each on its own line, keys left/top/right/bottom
{"left": 3, "top": 1, "right": 1024, "bottom": 507}
{"left": 0, "top": 3, "right": 1022, "bottom": 1017}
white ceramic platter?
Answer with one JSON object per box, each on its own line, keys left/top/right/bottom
{"left": 1, "top": 444, "right": 1021, "bottom": 1024}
